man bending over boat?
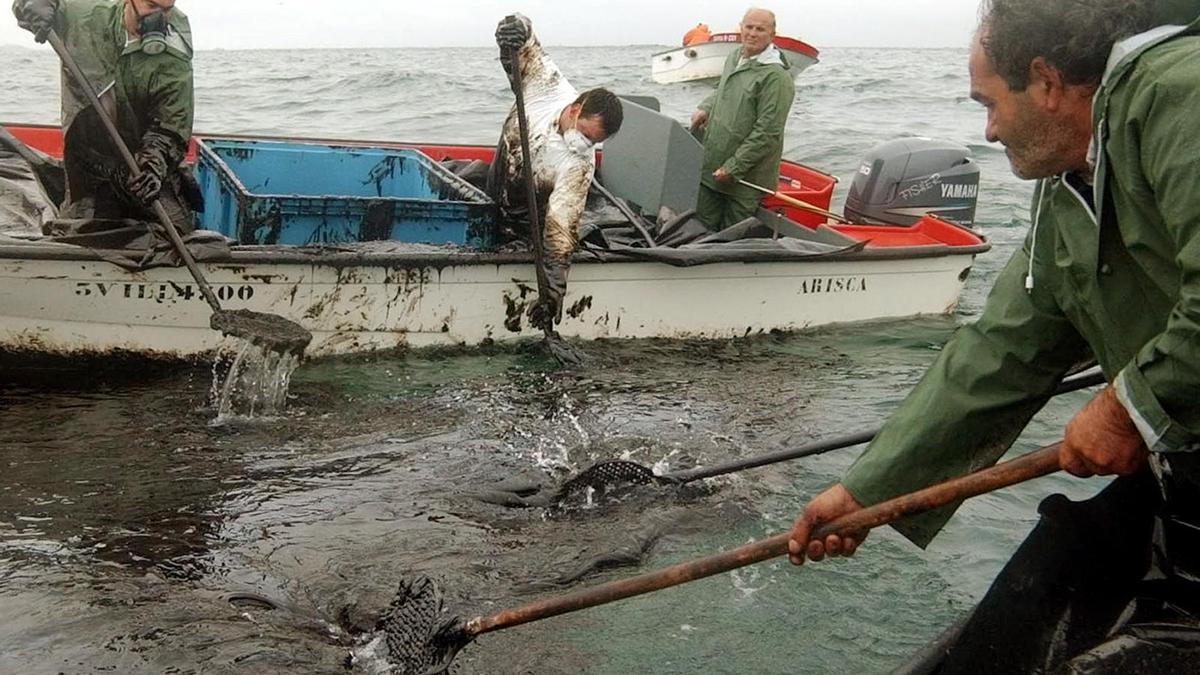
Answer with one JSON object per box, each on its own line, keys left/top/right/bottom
{"left": 12, "top": 0, "right": 197, "bottom": 232}
{"left": 690, "top": 8, "right": 794, "bottom": 231}
{"left": 788, "top": 0, "right": 1200, "bottom": 671}
{"left": 487, "top": 13, "right": 623, "bottom": 331}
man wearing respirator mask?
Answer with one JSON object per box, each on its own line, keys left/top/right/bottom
{"left": 11, "top": 0, "right": 198, "bottom": 232}
{"left": 487, "top": 13, "right": 623, "bottom": 332}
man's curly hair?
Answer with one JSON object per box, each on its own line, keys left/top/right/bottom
{"left": 979, "top": 0, "right": 1158, "bottom": 89}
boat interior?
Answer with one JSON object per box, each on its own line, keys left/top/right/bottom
{"left": 1, "top": 100, "right": 987, "bottom": 268}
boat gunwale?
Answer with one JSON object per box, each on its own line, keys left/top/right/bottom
{"left": 0, "top": 240, "right": 990, "bottom": 268}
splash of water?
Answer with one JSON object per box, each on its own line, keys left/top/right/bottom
{"left": 208, "top": 341, "right": 301, "bottom": 422}
{"left": 526, "top": 389, "right": 590, "bottom": 473}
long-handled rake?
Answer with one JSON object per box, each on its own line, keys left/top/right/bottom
{"left": 382, "top": 441, "right": 1066, "bottom": 673}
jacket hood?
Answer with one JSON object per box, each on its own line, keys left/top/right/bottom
{"left": 1102, "top": 22, "right": 1191, "bottom": 86}
{"left": 1088, "top": 16, "right": 1198, "bottom": 198}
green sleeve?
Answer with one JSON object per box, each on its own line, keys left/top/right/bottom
{"left": 721, "top": 69, "right": 794, "bottom": 179}
{"left": 842, "top": 240, "right": 1091, "bottom": 548}
{"left": 142, "top": 52, "right": 194, "bottom": 151}
{"left": 50, "top": 0, "right": 72, "bottom": 39}
{"left": 1155, "top": 0, "right": 1200, "bottom": 24}
{"left": 1112, "top": 68, "right": 1200, "bottom": 453}
{"left": 53, "top": 0, "right": 67, "bottom": 35}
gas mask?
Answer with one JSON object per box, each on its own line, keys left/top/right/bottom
{"left": 136, "top": 9, "right": 170, "bottom": 55}
{"left": 563, "top": 123, "right": 595, "bottom": 156}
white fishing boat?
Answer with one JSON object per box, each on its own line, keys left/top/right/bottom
{"left": 0, "top": 123, "right": 988, "bottom": 361}
{"left": 651, "top": 33, "right": 820, "bottom": 85}
{"left": 0, "top": 230, "right": 986, "bottom": 359}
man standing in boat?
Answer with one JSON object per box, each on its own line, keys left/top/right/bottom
{"left": 11, "top": 0, "right": 196, "bottom": 232}
{"left": 690, "top": 8, "right": 794, "bottom": 231}
{"left": 487, "top": 14, "right": 623, "bottom": 331}
{"left": 787, "top": 0, "right": 1200, "bottom": 670}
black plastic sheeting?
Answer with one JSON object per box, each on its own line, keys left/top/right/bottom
{"left": 0, "top": 127, "right": 58, "bottom": 234}
{"left": 0, "top": 130, "right": 230, "bottom": 270}
{"left": 40, "top": 218, "right": 232, "bottom": 270}
{"left": 579, "top": 213, "right": 864, "bottom": 266}
{"left": 446, "top": 157, "right": 866, "bottom": 267}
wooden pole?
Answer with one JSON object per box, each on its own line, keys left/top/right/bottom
{"left": 465, "top": 442, "right": 1062, "bottom": 637}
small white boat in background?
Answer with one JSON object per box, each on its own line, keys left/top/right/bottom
{"left": 651, "top": 33, "right": 820, "bottom": 85}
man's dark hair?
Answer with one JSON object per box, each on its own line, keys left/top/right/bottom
{"left": 575, "top": 88, "right": 623, "bottom": 137}
{"left": 979, "top": 0, "right": 1158, "bottom": 90}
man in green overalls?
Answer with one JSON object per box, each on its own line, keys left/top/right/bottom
{"left": 12, "top": 0, "right": 196, "bottom": 231}
{"left": 690, "top": 8, "right": 794, "bottom": 231}
{"left": 788, "top": 0, "right": 1200, "bottom": 671}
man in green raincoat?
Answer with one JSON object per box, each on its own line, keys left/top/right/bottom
{"left": 690, "top": 8, "right": 794, "bottom": 231}
{"left": 12, "top": 0, "right": 196, "bottom": 231}
{"left": 788, "top": 0, "right": 1200, "bottom": 671}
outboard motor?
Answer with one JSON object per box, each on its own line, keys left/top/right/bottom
{"left": 844, "top": 138, "right": 979, "bottom": 227}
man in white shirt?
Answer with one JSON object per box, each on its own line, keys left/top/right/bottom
{"left": 487, "top": 13, "right": 623, "bottom": 331}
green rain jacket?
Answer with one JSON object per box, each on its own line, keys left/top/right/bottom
{"left": 1157, "top": 0, "right": 1200, "bottom": 24}
{"left": 697, "top": 47, "right": 794, "bottom": 203}
{"left": 52, "top": 0, "right": 193, "bottom": 192}
{"left": 841, "top": 17, "right": 1200, "bottom": 548}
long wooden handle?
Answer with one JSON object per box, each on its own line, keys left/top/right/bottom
{"left": 665, "top": 368, "right": 1104, "bottom": 485}
{"left": 738, "top": 178, "right": 849, "bottom": 224}
{"left": 507, "top": 47, "right": 553, "bottom": 335}
{"left": 466, "top": 442, "right": 1063, "bottom": 637}
{"left": 47, "top": 30, "right": 224, "bottom": 315}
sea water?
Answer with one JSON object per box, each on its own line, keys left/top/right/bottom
{"left": 0, "top": 44, "right": 1106, "bottom": 674}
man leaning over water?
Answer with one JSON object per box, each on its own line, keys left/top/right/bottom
{"left": 787, "top": 0, "right": 1200, "bottom": 671}
{"left": 486, "top": 13, "right": 623, "bottom": 332}
{"left": 11, "top": 0, "right": 197, "bottom": 232}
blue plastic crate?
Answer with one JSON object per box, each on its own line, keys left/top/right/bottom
{"left": 194, "top": 138, "right": 496, "bottom": 247}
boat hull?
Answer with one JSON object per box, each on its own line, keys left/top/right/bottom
{"left": 0, "top": 243, "right": 977, "bottom": 360}
{"left": 651, "top": 36, "right": 819, "bottom": 85}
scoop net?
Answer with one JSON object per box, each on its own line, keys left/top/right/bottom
{"left": 379, "top": 576, "right": 469, "bottom": 674}
{"left": 210, "top": 309, "right": 313, "bottom": 355}
{"left": 551, "top": 460, "right": 661, "bottom": 503}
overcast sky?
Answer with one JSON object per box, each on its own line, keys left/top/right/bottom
{"left": 0, "top": 0, "right": 981, "bottom": 49}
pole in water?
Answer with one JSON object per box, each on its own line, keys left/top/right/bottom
{"left": 507, "top": 45, "right": 585, "bottom": 367}
{"left": 381, "top": 443, "right": 1065, "bottom": 674}
{"left": 534, "top": 368, "right": 1106, "bottom": 506}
